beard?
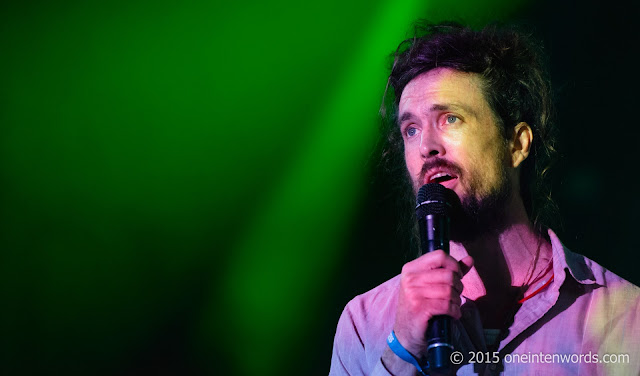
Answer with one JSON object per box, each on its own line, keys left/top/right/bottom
{"left": 411, "top": 157, "right": 513, "bottom": 243}
{"left": 448, "top": 165, "right": 513, "bottom": 242}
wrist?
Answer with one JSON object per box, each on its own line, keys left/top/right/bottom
{"left": 392, "top": 329, "right": 426, "bottom": 356}
{"left": 386, "top": 331, "right": 428, "bottom": 376}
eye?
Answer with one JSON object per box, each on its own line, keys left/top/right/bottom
{"left": 405, "top": 126, "right": 419, "bottom": 138}
{"left": 445, "top": 115, "right": 458, "bottom": 124}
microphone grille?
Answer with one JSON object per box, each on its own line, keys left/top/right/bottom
{"left": 416, "top": 183, "right": 451, "bottom": 217}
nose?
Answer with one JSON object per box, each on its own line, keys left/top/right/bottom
{"left": 419, "top": 128, "right": 445, "bottom": 158}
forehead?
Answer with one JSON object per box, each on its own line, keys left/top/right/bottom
{"left": 398, "top": 68, "right": 489, "bottom": 118}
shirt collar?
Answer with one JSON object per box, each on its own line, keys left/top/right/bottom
{"left": 548, "top": 228, "right": 600, "bottom": 287}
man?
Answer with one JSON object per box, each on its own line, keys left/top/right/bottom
{"left": 330, "top": 22, "right": 640, "bottom": 375}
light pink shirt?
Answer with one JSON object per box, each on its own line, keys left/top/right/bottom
{"left": 330, "top": 230, "right": 640, "bottom": 375}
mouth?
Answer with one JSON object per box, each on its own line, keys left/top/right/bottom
{"left": 424, "top": 170, "right": 459, "bottom": 189}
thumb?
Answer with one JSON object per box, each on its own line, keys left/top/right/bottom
{"left": 458, "top": 255, "right": 474, "bottom": 277}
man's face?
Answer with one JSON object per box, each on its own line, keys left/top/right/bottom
{"left": 398, "top": 68, "right": 516, "bottom": 236}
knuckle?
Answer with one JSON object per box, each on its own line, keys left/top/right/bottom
{"left": 407, "top": 297, "right": 420, "bottom": 312}
{"left": 443, "top": 270, "right": 455, "bottom": 284}
{"left": 400, "top": 271, "right": 414, "bottom": 287}
{"left": 403, "top": 274, "right": 419, "bottom": 290}
{"left": 445, "top": 269, "right": 458, "bottom": 282}
{"left": 432, "top": 249, "right": 446, "bottom": 261}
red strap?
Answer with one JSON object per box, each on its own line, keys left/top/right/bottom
{"left": 518, "top": 276, "right": 554, "bottom": 304}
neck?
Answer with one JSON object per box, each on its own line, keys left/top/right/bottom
{"left": 450, "top": 194, "right": 553, "bottom": 304}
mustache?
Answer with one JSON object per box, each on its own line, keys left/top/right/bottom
{"left": 418, "top": 158, "right": 463, "bottom": 183}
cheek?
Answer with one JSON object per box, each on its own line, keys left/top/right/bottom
{"left": 404, "top": 144, "right": 421, "bottom": 175}
{"left": 470, "top": 145, "right": 508, "bottom": 188}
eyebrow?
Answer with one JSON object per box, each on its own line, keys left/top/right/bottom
{"left": 398, "top": 103, "right": 478, "bottom": 125}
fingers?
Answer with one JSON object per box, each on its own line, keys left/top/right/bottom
{"left": 402, "top": 249, "right": 462, "bottom": 276}
{"left": 404, "top": 297, "right": 463, "bottom": 322}
{"left": 423, "top": 298, "right": 462, "bottom": 320}
{"left": 402, "top": 268, "right": 464, "bottom": 294}
{"left": 424, "top": 286, "right": 462, "bottom": 306}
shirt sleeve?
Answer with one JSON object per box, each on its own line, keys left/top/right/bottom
{"left": 329, "top": 304, "right": 407, "bottom": 376}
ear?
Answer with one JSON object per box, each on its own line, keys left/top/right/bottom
{"left": 510, "top": 122, "right": 532, "bottom": 168}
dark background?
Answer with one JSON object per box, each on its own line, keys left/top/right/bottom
{"left": 329, "top": 1, "right": 640, "bottom": 375}
{"left": 1, "top": 0, "right": 638, "bottom": 375}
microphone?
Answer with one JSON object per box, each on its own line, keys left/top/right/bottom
{"left": 416, "top": 183, "right": 455, "bottom": 374}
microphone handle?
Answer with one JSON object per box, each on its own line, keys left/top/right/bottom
{"left": 418, "top": 213, "right": 453, "bottom": 374}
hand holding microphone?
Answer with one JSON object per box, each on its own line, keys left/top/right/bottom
{"left": 391, "top": 184, "right": 473, "bottom": 375}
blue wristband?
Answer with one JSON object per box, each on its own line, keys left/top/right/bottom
{"left": 386, "top": 331, "right": 428, "bottom": 376}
